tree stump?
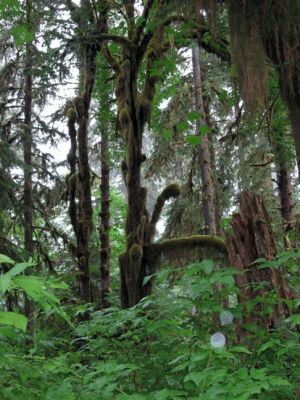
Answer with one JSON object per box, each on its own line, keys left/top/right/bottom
{"left": 226, "top": 192, "right": 292, "bottom": 329}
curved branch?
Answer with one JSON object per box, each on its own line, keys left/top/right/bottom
{"left": 99, "top": 33, "right": 136, "bottom": 50}
{"left": 151, "top": 183, "right": 181, "bottom": 226}
{"left": 102, "top": 44, "right": 121, "bottom": 73}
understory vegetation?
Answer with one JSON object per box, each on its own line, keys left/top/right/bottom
{"left": 1, "top": 255, "right": 300, "bottom": 399}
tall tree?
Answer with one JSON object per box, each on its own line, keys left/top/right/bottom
{"left": 65, "top": 0, "right": 109, "bottom": 302}
{"left": 95, "top": 55, "right": 114, "bottom": 307}
{"left": 101, "top": 1, "right": 228, "bottom": 307}
{"left": 192, "top": 43, "right": 216, "bottom": 235}
{"left": 23, "top": 0, "right": 34, "bottom": 337}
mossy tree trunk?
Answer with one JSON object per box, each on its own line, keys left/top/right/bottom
{"left": 227, "top": 0, "right": 300, "bottom": 181}
{"left": 100, "top": 1, "right": 228, "bottom": 307}
{"left": 99, "top": 123, "right": 111, "bottom": 307}
{"left": 66, "top": 0, "right": 108, "bottom": 302}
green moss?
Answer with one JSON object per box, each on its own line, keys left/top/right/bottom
{"left": 115, "top": 73, "right": 125, "bottom": 98}
{"left": 119, "top": 107, "right": 130, "bottom": 128}
{"left": 137, "top": 215, "right": 147, "bottom": 246}
{"left": 66, "top": 107, "right": 76, "bottom": 120}
{"left": 162, "top": 183, "right": 181, "bottom": 199}
{"left": 144, "top": 235, "right": 227, "bottom": 268}
{"left": 72, "top": 96, "right": 85, "bottom": 118}
{"left": 151, "top": 183, "right": 181, "bottom": 227}
{"left": 129, "top": 244, "right": 143, "bottom": 261}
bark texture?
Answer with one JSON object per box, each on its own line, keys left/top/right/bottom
{"left": 66, "top": 0, "right": 109, "bottom": 302}
{"left": 192, "top": 44, "right": 216, "bottom": 235}
{"left": 277, "top": 166, "right": 293, "bottom": 227}
{"left": 226, "top": 192, "right": 292, "bottom": 330}
{"left": 99, "top": 135, "right": 111, "bottom": 307}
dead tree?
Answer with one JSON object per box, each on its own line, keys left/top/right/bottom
{"left": 226, "top": 191, "right": 292, "bottom": 330}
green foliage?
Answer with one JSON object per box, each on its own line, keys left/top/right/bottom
{"left": 1, "top": 256, "right": 298, "bottom": 399}
{"left": 0, "top": 254, "right": 70, "bottom": 332}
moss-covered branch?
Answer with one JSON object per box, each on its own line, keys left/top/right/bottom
{"left": 151, "top": 183, "right": 181, "bottom": 226}
{"left": 144, "top": 235, "right": 227, "bottom": 269}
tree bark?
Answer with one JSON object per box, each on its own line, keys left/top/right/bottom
{"left": 65, "top": 1, "right": 109, "bottom": 303}
{"left": 99, "top": 133, "right": 111, "bottom": 307}
{"left": 205, "top": 99, "right": 224, "bottom": 236}
{"left": 225, "top": 192, "right": 292, "bottom": 331}
{"left": 277, "top": 165, "right": 293, "bottom": 227}
{"left": 23, "top": 0, "right": 34, "bottom": 339}
{"left": 192, "top": 44, "right": 216, "bottom": 235}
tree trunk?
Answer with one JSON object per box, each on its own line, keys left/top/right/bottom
{"left": 74, "top": 46, "right": 97, "bottom": 303}
{"left": 99, "top": 134, "right": 111, "bottom": 307}
{"left": 103, "top": 1, "right": 227, "bottom": 308}
{"left": 205, "top": 99, "right": 224, "bottom": 236}
{"left": 192, "top": 44, "right": 216, "bottom": 235}
{"left": 23, "top": 0, "right": 34, "bottom": 339}
{"left": 277, "top": 165, "right": 293, "bottom": 227}
{"left": 225, "top": 192, "right": 292, "bottom": 331}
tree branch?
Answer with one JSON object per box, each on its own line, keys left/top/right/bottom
{"left": 133, "top": 0, "right": 155, "bottom": 44}
{"left": 102, "top": 44, "right": 121, "bottom": 73}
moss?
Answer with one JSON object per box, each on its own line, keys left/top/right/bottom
{"left": 138, "top": 96, "right": 152, "bottom": 125}
{"left": 137, "top": 214, "right": 147, "bottom": 245}
{"left": 144, "top": 235, "right": 227, "bottom": 269}
{"left": 119, "top": 107, "right": 130, "bottom": 128}
{"left": 144, "top": 223, "right": 155, "bottom": 244}
{"left": 162, "top": 183, "right": 181, "bottom": 199}
{"left": 151, "top": 183, "right": 181, "bottom": 227}
{"left": 125, "top": 137, "right": 136, "bottom": 168}
{"left": 115, "top": 73, "right": 125, "bottom": 98}
{"left": 66, "top": 107, "right": 76, "bottom": 120}
{"left": 129, "top": 243, "right": 143, "bottom": 261}
{"left": 73, "top": 96, "right": 85, "bottom": 119}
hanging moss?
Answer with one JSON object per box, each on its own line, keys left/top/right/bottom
{"left": 129, "top": 243, "right": 143, "bottom": 261}
{"left": 138, "top": 95, "right": 152, "bottom": 126}
{"left": 115, "top": 72, "right": 126, "bottom": 98}
{"left": 66, "top": 107, "right": 76, "bottom": 120}
{"left": 119, "top": 107, "right": 130, "bottom": 128}
{"left": 228, "top": 1, "right": 268, "bottom": 111}
{"left": 136, "top": 214, "right": 147, "bottom": 246}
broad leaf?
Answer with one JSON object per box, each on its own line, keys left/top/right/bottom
{"left": 0, "top": 311, "right": 27, "bottom": 331}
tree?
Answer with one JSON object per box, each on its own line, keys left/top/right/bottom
{"left": 65, "top": 0, "right": 109, "bottom": 302}
{"left": 100, "top": 1, "right": 228, "bottom": 307}
{"left": 23, "top": 0, "right": 34, "bottom": 337}
{"left": 192, "top": 42, "right": 216, "bottom": 235}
